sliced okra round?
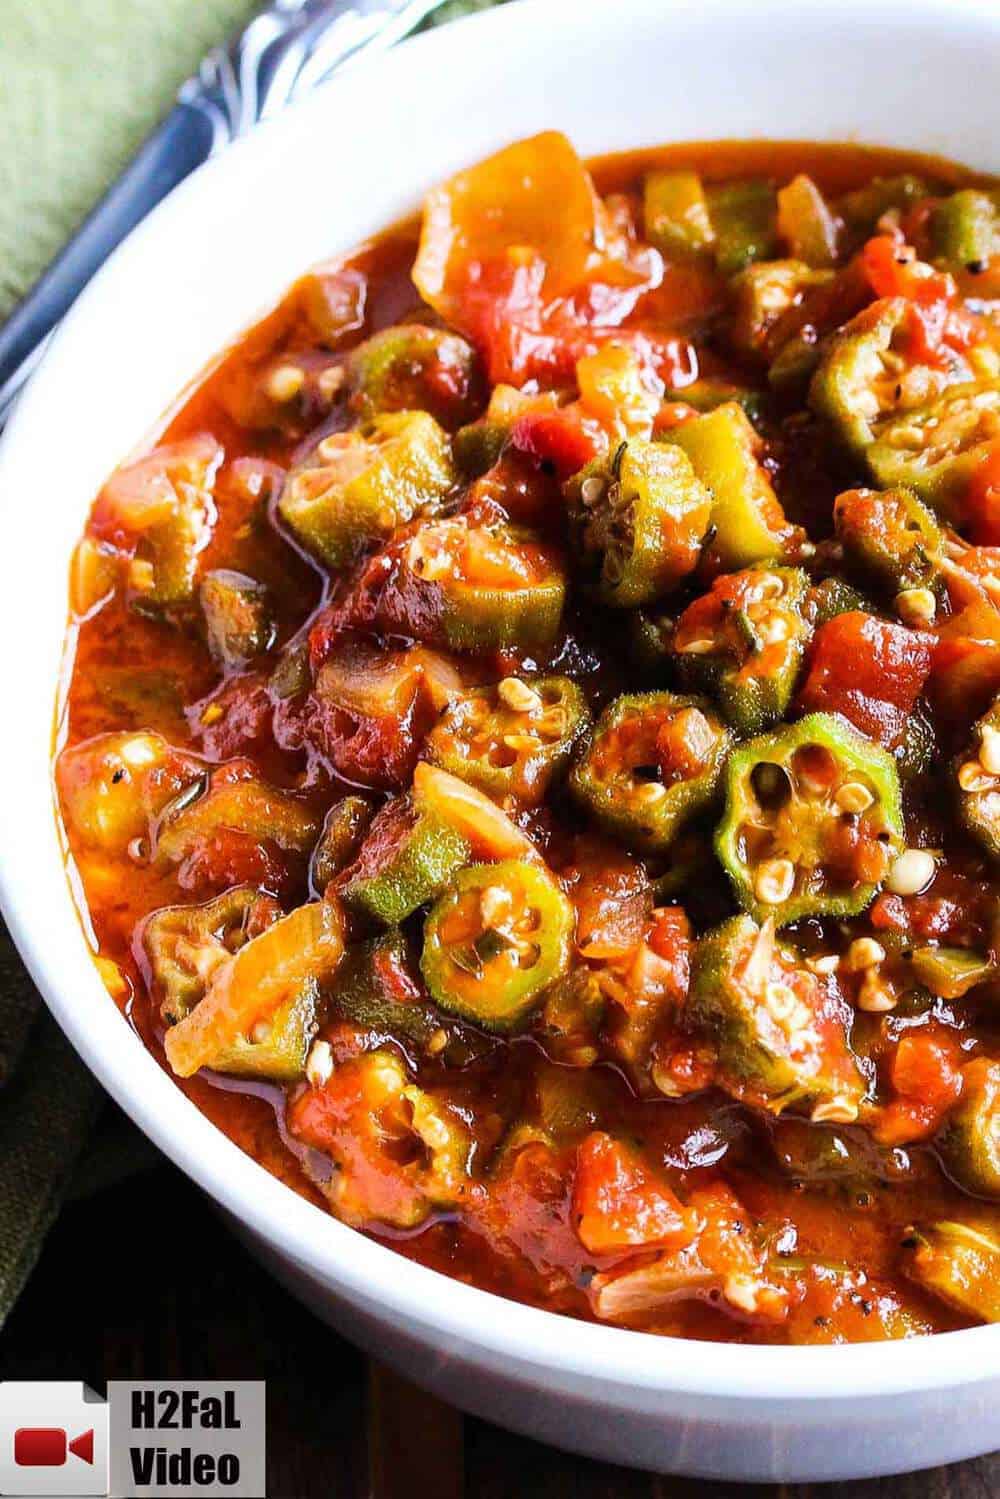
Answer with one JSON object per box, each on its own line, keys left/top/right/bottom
{"left": 930, "top": 189, "right": 1000, "bottom": 271}
{"left": 902, "top": 1218, "right": 1000, "bottom": 1323}
{"left": 421, "top": 860, "right": 575, "bottom": 1031}
{"left": 400, "top": 515, "right": 566, "bottom": 652}
{"left": 689, "top": 913, "right": 867, "bottom": 1118}
{"left": 833, "top": 487, "right": 942, "bottom": 600}
{"left": 715, "top": 711, "right": 905, "bottom": 925}
{"left": 570, "top": 690, "right": 732, "bottom": 855}
{"left": 665, "top": 401, "right": 789, "bottom": 570}
{"left": 565, "top": 438, "right": 711, "bottom": 608}
{"left": 346, "top": 323, "right": 482, "bottom": 428}
{"left": 954, "top": 696, "right": 1000, "bottom": 861}
{"left": 937, "top": 1058, "right": 1000, "bottom": 1200}
{"left": 199, "top": 569, "right": 275, "bottom": 672}
{"left": 424, "top": 675, "right": 588, "bottom": 806}
{"left": 868, "top": 378, "right": 1000, "bottom": 517}
{"left": 338, "top": 793, "right": 471, "bottom": 926}
{"left": 143, "top": 885, "right": 278, "bottom": 1024}
{"left": 278, "top": 410, "right": 455, "bottom": 569}
{"left": 672, "top": 565, "right": 810, "bottom": 736}
{"left": 809, "top": 297, "right": 966, "bottom": 464}
{"left": 310, "top": 795, "right": 375, "bottom": 892}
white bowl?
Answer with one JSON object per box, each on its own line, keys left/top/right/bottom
{"left": 2, "top": 0, "right": 1000, "bottom": 1480}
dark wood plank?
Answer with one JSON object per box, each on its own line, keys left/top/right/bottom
{"left": 369, "top": 1360, "right": 464, "bottom": 1499}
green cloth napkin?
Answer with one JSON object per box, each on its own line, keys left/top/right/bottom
{"left": 0, "top": 0, "right": 501, "bottom": 1326}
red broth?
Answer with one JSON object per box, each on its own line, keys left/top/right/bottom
{"left": 56, "top": 139, "right": 1000, "bottom": 1342}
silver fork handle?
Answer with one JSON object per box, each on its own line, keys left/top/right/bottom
{"left": 0, "top": 0, "right": 446, "bottom": 429}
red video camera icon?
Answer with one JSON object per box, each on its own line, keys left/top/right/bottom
{"left": 13, "top": 1427, "right": 94, "bottom": 1467}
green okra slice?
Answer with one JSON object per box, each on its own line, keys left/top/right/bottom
{"left": 776, "top": 175, "right": 839, "bottom": 268}
{"left": 930, "top": 189, "right": 1000, "bottom": 270}
{"left": 421, "top": 859, "right": 574, "bottom": 1032}
{"left": 199, "top": 569, "right": 275, "bottom": 671}
{"left": 144, "top": 886, "right": 276, "bottom": 1024}
{"left": 706, "top": 178, "right": 779, "bottom": 275}
{"left": 424, "top": 675, "right": 588, "bottom": 807}
{"left": 144, "top": 886, "right": 319, "bottom": 1080}
{"left": 809, "top": 298, "right": 922, "bottom": 462}
{"left": 868, "top": 378, "right": 1000, "bottom": 518}
{"left": 338, "top": 791, "right": 471, "bottom": 926}
{"left": 400, "top": 516, "right": 566, "bottom": 652}
{"left": 902, "top": 1217, "right": 1000, "bottom": 1322}
{"left": 714, "top": 712, "right": 904, "bottom": 925}
{"left": 664, "top": 402, "right": 789, "bottom": 570}
{"left": 570, "top": 690, "right": 732, "bottom": 855}
{"left": 643, "top": 169, "right": 715, "bottom": 260}
{"left": 833, "top": 486, "right": 942, "bottom": 598}
{"left": 565, "top": 438, "right": 711, "bottom": 608}
{"left": 310, "top": 796, "right": 375, "bottom": 891}
{"left": 279, "top": 409, "right": 455, "bottom": 569}
{"left": 936, "top": 1058, "right": 1000, "bottom": 1200}
{"left": 954, "top": 695, "right": 1000, "bottom": 861}
{"left": 346, "top": 323, "right": 481, "bottom": 427}
{"left": 689, "top": 913, "right": 867, "bottom": 1118}
{"left": 672, "top": 565, "right": 810, "bottom": 735}
{"left": 333, "top": 927, "right": 483, "bottom": 1065}
{"left": 730, "top": 259, "right": 832, "bottom": 359}
{"left": 836, "top": 174, "right": 931, "bottom": 239}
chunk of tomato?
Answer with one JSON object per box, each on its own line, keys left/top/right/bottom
{"left": 571, "top": 1131, "right": 695, "bottom": 1256}
{"left": 797, "top": 612, "right": 935, "bottom": 749}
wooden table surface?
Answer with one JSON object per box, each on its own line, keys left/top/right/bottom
{"left": 1, "top": 941, "right": 998, "bottom": 1497}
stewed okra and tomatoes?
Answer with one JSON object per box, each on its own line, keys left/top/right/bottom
{"left": 57, "top": 134, "right": 1000, "bottom": 1342}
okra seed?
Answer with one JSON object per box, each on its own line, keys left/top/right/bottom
{"left": 845, "top": 937, "right": 886, "bottom": 972}
{"left": 266, "top": 363, "right": 305, "bottom": 403}
{"left": 305, "top": 1039, "right": 334, "bottom": 1088}
{"left": 754, "top": 858, "right": 795, "bottom": 905}
{"left": 634, "top": 781, "right": 669, "bottom": 806}
{"left": 427, "top": 1029, "right": 448, "bottom": 1057}
{"left": 765, "top": 981, "right": 796, "bottom": 1020}
{"left": 958, "top": 759, "right": 995, "bottom": 793}
{"left": 580, "top": 475, "right": 605, "bottom": 507}
{"left": 979, "top": 724, "right": 1000, "bottom": 776}
{"left": 317, "top": 365, "right": 345, "bottom": 402}
{"left": 834, "top": 781, "right": 874, "bottom": 815}
{"left": 806, "top": 954, "right": 841, "bottom": 976}
{"left": 895, "top": 587, "right": 937, "bottom": 627}
{"left": 479, "top": 883, "right": 514, "bottom": 927}
{"left": 678, "top": 636, "right": 717, "bottom": 654}
{"left": 498, "top": 677, "right": 543, "bottom": 714}
{"left": 810, "top": 1098, "right": 859, "bottom": 1125}
{"left": 886, "top": 848, "right": 936, "bottom": 896}
{"left": 857, "top": 971, "right": 897, "bottom": 1013}
{"left": 251, "top": 1019, "right": 273, "bottom": 1045}
{"left": 723, "top": 1274, "right": 760, "bottom": 1314}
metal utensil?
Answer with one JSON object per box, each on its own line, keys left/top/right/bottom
{"left": 0, "top": 0, "right": 446, "bottom": 426}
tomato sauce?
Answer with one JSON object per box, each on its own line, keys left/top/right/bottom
{"left": 56, "top": 139, "right": 1000, "bottom": 1343}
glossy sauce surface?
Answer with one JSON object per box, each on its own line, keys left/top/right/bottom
{"left": 57, "top": 139, "right": 1000, "bottom": 1343}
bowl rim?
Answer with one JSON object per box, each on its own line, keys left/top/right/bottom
{"left": 3, "top": 0, "right": 1000, "bottom": 1407}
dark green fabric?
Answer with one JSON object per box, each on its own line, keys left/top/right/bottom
{"left": 0, "top": 0, "right": 502, "bottom": 1326}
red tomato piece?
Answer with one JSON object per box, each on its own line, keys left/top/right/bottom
{"left": 571, "top": 1132, "right": 695, "bottom": 1256}
{"left": 797, "top": 612, "right": 935, "bottom": 748}
{"left": 964, "top": 441, "right": 1000, "bottom": 545}
{"left": 873, "top": 1030, "right": 964, "bottom": 1146}
{"left": 509, "top": 403, "right": 606, "bottom": 479}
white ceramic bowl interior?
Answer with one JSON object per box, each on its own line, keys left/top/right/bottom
{"left": 2, "top": 0, "right": 1000, "bottom": 1481}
